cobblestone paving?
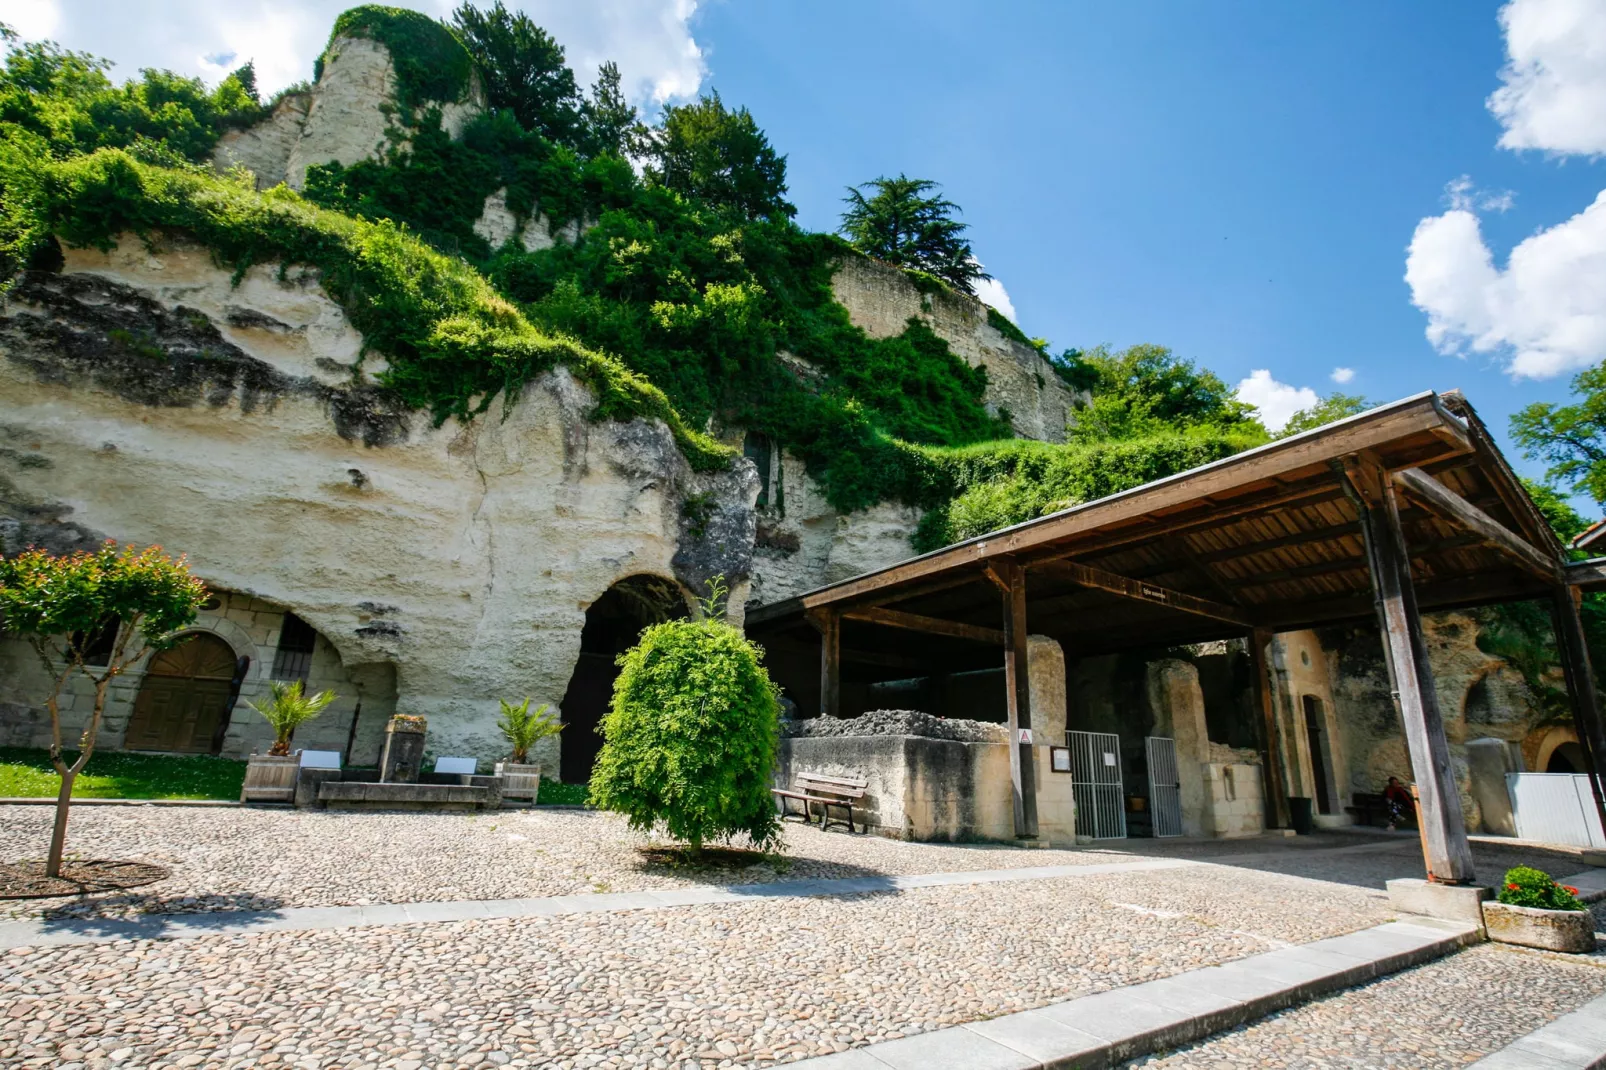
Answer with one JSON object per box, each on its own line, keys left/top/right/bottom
{"left": 1128, "top": 942, "right": 1606, "bottom": 1068}
{"left": 1, "top": 873, "right": 1325, "bottom": 1070}
{"left": 0, "top": 806, "right": 1142, "bottom": 920}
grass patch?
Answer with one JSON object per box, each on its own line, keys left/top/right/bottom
{"left": 0, "top": 747, "right": 246, "bottom": 800}
{"left": 536, "top": 777, "right": 589, "bottom": 806}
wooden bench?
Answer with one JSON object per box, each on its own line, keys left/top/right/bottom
{"left": 773, "top": 772, "right": 868, "bottom": 833}
{"left": 1347, "top": 791, "right": 1415, "bottom": 828}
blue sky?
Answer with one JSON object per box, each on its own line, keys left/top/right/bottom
{"left": 18, "top": 0, "right": 1606, "bottom": 504}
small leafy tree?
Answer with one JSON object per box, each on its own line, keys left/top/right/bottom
{"left": 840, "top": 174, "right": 987, "bottom": 294}
{"left": 589, "top": 580, "right": 782, "bottom": 853}
{"left": 1278, "top": 393, "right": 1372, "bottom": 438}
{"left": 582, "top": 60, "right": 641, "bottom": 158}
{"left": 1513, "top": 363, "right": 1606, "bottom": 506}
{"left": 246, "top": 680, "right": 337, "bottom": 757}
{"left": 645, "top": 91, "right": 795, "bottom": 221}
{"left": 1067, "top": 343, "right": 1267, "bottom": 444}
{"left": 497, "top": 696, "right": 563, "bottom": 763}
{"left": 0, "top": 543, "right": 206, "bottom": 877}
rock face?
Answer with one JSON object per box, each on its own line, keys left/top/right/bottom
{"left": 471, "top": 188, "right": 582, "bottom": 253}
{"left": 0, "top": 236, "right": 756, "bottom": 761}
{"left": 829, "top": 255, "right": 1080, "bottom": 444}
{"left": 212, "top": 36, "right": 485, "bottom": 190}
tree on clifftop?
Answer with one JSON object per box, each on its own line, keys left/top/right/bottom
{"left": 840, "top": 174, "right": 988, "bottom": 295}
{"left": 1513, "top": 364, "right": 1606, "bottom": 507}
{"left": 644, "top": 91, "right": 794, "bottom": 221}
{"left": 451, "top": 0, "right": 582, "bottom": 145}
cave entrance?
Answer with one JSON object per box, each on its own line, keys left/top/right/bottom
{"left": 558, "top": 575, "right": 689, "bottom": 784}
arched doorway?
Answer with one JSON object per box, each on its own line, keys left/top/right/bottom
{"left": 1548, "top": 741, "right": 1588, "bottom": 773}
{"left": 558, "top": 576, "right": 688, "bottom": 783}
{"left": 124, "top": 633, "right": 246, "bottom": 754}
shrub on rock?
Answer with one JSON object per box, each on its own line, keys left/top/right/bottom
{"left": 589, "top": 613, "right": 781, "bottom": 852}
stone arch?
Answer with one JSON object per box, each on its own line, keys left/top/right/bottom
{"left": 123, "top": 631, "right": 247, "bottom": 753}
{"left": 1529, "top": 725, "right": 1581, "bottom": 774}
{"left": 557, "top": 573, "right": 691, "bottom": 783}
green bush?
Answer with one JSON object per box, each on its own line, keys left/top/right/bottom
{"left": 589, "top": 616, "right": 782, "bottom": 851}
{"left": 1498, "top": 865, "right": 1585, "bottom": 911}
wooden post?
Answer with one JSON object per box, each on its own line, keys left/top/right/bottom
{"left": 1551, "top": 586, "right": 1606, "bottom": 838}
{"left": 999, "top": 561, "right": 1040, "bottom": 838}
{"left": 1348, "top": 456, "right": 1475, "bottom": 883}
{"left": 817, "top": 609, "right": 841, "bottom": 719}
{"left": 1249, "top": 628, "right": 1291, "bottom": 830}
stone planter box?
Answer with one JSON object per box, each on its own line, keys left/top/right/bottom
{"left": 1484, "top": 900, "right": 1597, "bottom": 953}
{"left": 240, "top": 754, "right": 298, "bottom": 803}
{"left": 495, "top": 762, "right": 542, "bottom": 802}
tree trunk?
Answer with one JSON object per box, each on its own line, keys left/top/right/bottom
{"left": 45, "top": 769, "right": 76, "bottom": 879}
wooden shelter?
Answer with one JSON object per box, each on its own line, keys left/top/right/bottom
{"left": 748, "top": 391, "right": 1606, "bottom": 884}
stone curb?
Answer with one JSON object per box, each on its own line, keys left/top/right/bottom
{"left": 1467, "top": 992, "right": 1606, "bottom": 1068}
{"left": 788, "top": 917, "right": 1481, "bottom": 1070}
{"left": 0, "top": 856, "right": 1200, "bottom": 950}
{"left": 0, "top": 797, "right": 243, "bottom": 807}
{"left": 1561, "top": 868, "right": 1606, "bottom": 905}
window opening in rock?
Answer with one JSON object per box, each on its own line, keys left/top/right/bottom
{"left": 272, "top": 612, "right": 317, "bottom": 684}
{"left": 744, "top": 432, "right": 773, "bottom": 508}
{"left": 1548, "top": 741, "right": 1587, "bottom": 773}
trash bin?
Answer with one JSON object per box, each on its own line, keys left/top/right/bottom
{"left": 1287, "top": 796, "right": 1315, "bottom": 835}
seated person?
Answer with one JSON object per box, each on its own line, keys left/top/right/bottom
{"left": 1382, "top": 776, "right": 1415, "bottom": 830}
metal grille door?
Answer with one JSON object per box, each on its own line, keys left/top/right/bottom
{"left": 1147, "top": 736, "right": 1184, "bottom": 838}
{"left": 1068, "top": 730, "right": 1126, "bottom": 839}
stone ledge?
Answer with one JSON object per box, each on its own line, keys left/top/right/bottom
{"left": 318, "top": 781, "right": 494, "bottom": 811}
{"left": 1387, "top": 877, "right": 1491, "bottom": 935}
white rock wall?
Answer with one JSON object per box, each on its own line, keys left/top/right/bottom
{"left": 212, "top": 94, "right": 312, "bottom": 189}
{"left": 830, "top": 254, "right": 1080, "bottom": 445}
{"left": 0, "top": 238, "right": 756, "bottom": 763}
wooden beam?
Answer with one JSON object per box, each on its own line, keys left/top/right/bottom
{"left": 1550, "top": 587, "right": 1606, "bottom": 841}
{"left": 1437, "top": 392, "right": 1561, "bottom": 552}
{"left": 809, "top": 608, "right": 841, "bottom": 719}
{"left": 1566, "top": 558, "right": 1606, "bottom": 592}
{"left": 1348, "top": 457, "right": 1476, "bottom": 883}
{"left": 1392, "top": 467, "right": 1560, "bottom": 582}
{"left": 997, "top": 559, "right": 1039, "bottom": 839}
{"left": 840, "top": 606, "right": 1006, "bottom": 646}
{"left": 1034, "top": 559, "right": 1253, "bottom": 627}
{"left": 1192, "top": 521, "right": 1361, "bottom": 565}
{"left": 1249, "top": 629, "right": 1291, "bottom": 830}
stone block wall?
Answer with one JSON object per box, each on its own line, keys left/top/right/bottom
{"left": 777, "top": 735, "right": 1076, "bottom": 844}
{"left": 1202, "top": 762, "right": 1266, "bottom": 838}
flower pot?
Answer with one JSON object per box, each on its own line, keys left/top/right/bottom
{"left": 241, "top": 753, "right": 299, "bottom": 803}
{"left": 495, "top": 762, "right": 542, "bottom": 802}
{"left": 1483, "top": 900, "right": 1596, "bottom": 953}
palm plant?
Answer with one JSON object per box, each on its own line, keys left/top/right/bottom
{"left": 247, "top": 680, "right": 337, "bottom": 756}
{"left": 498, "top": 697, "right": 563, "bottom": 763}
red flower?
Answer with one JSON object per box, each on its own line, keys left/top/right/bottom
{"left": 1566, "top": 886, "right": 1580, "bottom": 895}
{"left": 1508, "top": 883, "right": 1520, "bottom": 890}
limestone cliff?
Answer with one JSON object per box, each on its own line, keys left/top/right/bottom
{"left": 0, "top": 237, "right": 756, "bottom": 759}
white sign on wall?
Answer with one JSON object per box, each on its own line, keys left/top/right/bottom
{"left": 1018, "top": 728, "right": 1033, "bottom": 744}
{"left": 1103, "top": 752, "right": 1117, "bottom": 767}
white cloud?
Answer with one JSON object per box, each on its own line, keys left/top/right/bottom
{"left": 1405, "top": 186, "right": 1606, "bottom": 379}
{"left": 32, "top": 0, "right": 706, "bottom": 104}
{"left": 1235, "top": 370, "right": 1319, "bottom": 432}
{"left": 973, "top": 276, "right": 1017, "bottom": 325}
{"left": 1330, "top": 367, "right": 1355, "bottom": 384}
{"left": 1488, "top": 0, "right": 1606, "bottom": 155}
{"left": 4, "top": 0, "right": 61, "bottom": 41}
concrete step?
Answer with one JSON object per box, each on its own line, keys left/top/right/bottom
{"left": 790, "top": 917, "right": 1481, "bottom": 1070}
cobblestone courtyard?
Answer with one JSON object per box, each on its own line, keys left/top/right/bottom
{"left": 2, "top": 806, "right": 1603, "bottom": 1068}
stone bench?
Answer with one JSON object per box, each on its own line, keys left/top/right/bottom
{"left": 316, "top": 779, "right": 501, "bottom": 812}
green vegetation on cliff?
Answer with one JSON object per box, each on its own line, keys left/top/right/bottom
{"left": 0, "top": 7, "right": 1290, "bottom": 549}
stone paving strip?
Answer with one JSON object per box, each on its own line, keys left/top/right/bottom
{"left": 0, "top": 856, "right": 1200, "bottom": 950}
{"left": 1468, "top": 991, "right": 1606, "bottom": 1069}
{"left": 1132, "top": 942, "right": 1606, "bottom": 1068}
{"left": 787, "top": 917, "right": 1480, "bottom": 1070}
{"left": 0, "top": 868, "right": 1393, "bottom": 1069}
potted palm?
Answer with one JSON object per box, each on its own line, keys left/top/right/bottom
{"left": 1483, "top": 866, "right": 1595, "bottom": 953}
{"left": 240, "top": 680, "right": 337, "bottom": 802}
{"left": 494, "top": 698, "right": 563, "bottom": 802}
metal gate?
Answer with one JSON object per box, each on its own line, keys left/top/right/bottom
{"left": 1146, "top": 736, "right": 1184, "bottom": 838}
{"left": 1508, "top": 773, "right": 1606, "bottom": 848}
{"left": 1068, "top": 730, "right": 1126, "bottom": 839}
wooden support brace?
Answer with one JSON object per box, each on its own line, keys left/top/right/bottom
{"left": 1249, "top": 628, "right": 1292, "bottom": 830}
{"left": 996, "top": 559, "right": 1039, "bottom": 839}
{"left": 807, "top": 608, "right": 841, "bottom": 719}
{"left": 839, "top": 606, "right": 1006, "bottom": 645}
{"left": 1033, "top": 559, "right": 1252, "bottom": 627}
{"left": 1344, "top": 455, "right": 1476, "bottom": 883}
{"left": 1551, "top": 586, "right": 1606, "bottom": 840}
{"left": 1392, "top": 467, "right": 1560, "bottom": 582}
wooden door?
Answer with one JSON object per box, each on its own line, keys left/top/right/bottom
{"left": 124, "top": 633, "right": 239, "bottom": 753}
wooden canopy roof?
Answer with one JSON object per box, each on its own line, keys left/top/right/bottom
{"left": 747, "top": 391, "right": 1575, "bottom": 672}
